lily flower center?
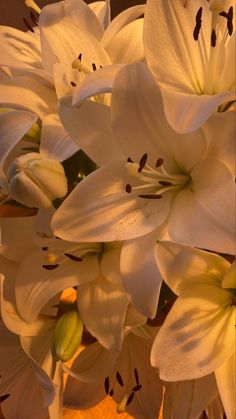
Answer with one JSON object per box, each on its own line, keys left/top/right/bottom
{"left": 193, "top": 2, "right": 234, "bottom": 95}
{"left": 41, "top": 242, "right": 103, "bottom": 270}
{"left": 71, "top": 53, "right": 105, "bottom": 104}
{"left": 39, "top": 240, "right": 118, "bottom": 270}
{"left": 104, "top": 367, "right": 142, "bottom": 413}
{"left": 125, "top": 154, "right": 190, "bottom": 200}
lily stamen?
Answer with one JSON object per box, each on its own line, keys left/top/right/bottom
{"left": 41, "top": 243, "right": 102, "bottom": 270}
{"left": 193, "top": 3, "right": 235, "bottom": 95}
{"left": 25, "top": 0, "right": 41, "bottom": 15}
{"left": 125, "top": 156, "right": 189, "bottom": 199}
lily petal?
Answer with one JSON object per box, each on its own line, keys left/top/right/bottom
{"left": 89, "top": 0, "right": 111, "bottom": 30}
{"left": 163, "top": 374, "right": 219, "bottom": 419}
{"left": 15, "top": 249, "right": 99, "bottom": 322}
{"left": 168, "top": 159, "right": 235, "bottom": 254}
{"left": 105, "top": 19, "right": 144, "bottom": 64}
{"left": 72, "top": 64, "right": 123, "bottom": 105}
{"left": 0, "top": 110, "right": 37, "bottom": 192}
{"left": 155, "top": 242, "right": 229, "bottom": 296}
{"left": 0, "top": 216, "right": 37, "bottom": 262}
{"left": 160, "top": 88, "right": 236, "bottom": 134}
{"left": 0, "top": 76, "right": 57, "bottom": 118}
{"left": 111, "top": 62, "right": 207, "bottom": 170}
{"left": 121, "top": 231, "right": 163, "bottom": 318}
{"left": 0, "top": 275, "right": 55, "bottom": 337}
{"left": 215, "top": 353, "right": 236, "bottom": 419}
{"left": 0, "top": 323, "right": 54, "bottom": 419}
{"left": 0, "top": 26, "right": 41, "bottom": 68}
{"left": 101, "top": 4, "right": 146, "bottom": 48}
{"left": 51, "top": 160, "right": 172, "bottom": 242}
{"left": 151, "top": 284, "right": 235, "bottom": 381}
{"left": 78, "top": 273, "right": 129, "bottom": 351}
{"left": 113, "top": 333, "right": 163, "bottom": 419}
{"left": 40, "top": 113, "right": 78, "bottom": 161}
{"left": 39, "top": 0, "right": 109, "bottom": 73}
{"left": 144, "top": 0, "right": 210, "bottom": 93}
{"left": 202, "top": 110, "right": 236, "bottom": 172}
{"left": 66, "top": 341, "right": 117, "bottom": 383}
{"left": 59, "top": 96, "right": 124, "bottom": 165}
{"left": 64, "top": 375, "right": 105, "bottom": 409}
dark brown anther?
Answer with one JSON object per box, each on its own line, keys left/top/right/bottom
{"left": 156, "top": 158, "right": 164, "bottom": 168}
{"left": 92, "top": 63, "right": 97, "bottom": 71}
{"left": 220, "top": 6, "right": 233, "bottom": 36}
{"left": 64, "top": 253, "right": 83, "bottom": 262}
{"left": 138, "top": 153, "right": 148, "bottom": 173}
{"left": 138, "top": 194, "right": 163, "bottom": 199}
{"left": 125, "top": 184, "right": 132, "bottom": 193}
{"left": 30, "top": 11, "right": 39, "bottom": 25}
{"left": 126, "top": 392, "right": 135, "bottom": 406}
{"left": 116, "top": 371, "right": 124, "bottom": 387}
{"left": 42, "top": 247, "right": 48, "bottom": 251}
{"left": 193, "top": 7, "right": 202, "bottom": 41}
{"left": 78, "top": 53, "right": 82, "bottom": 61}
{"left": 127, "top": 157, "right": 133, "bottom": 163}
{"left": 134, "top": 368, "right": 139, "bottom": 385}
{"left": 71, "top": 81, "right": 77, "bottom": 87}
{"left": 104, "top": 377, "right": 110, "bottom": 394}
{"left": 22, "top": 17, "right": 35, "bottom": 33}
{"left": 0, "top": 394, "right": 10, "bottom": 403}
{"left": 159, "top": 180, "right": 173, "bottom": 187}
{"left": 42, "top": 264, "right": 59, "bottom": 270}
{"left": 100, "top": 65, "right": 103, "bottom": 69}
{"left": 211, "top": 29, "right": 217, "bottom": 47}
{"left": 132, "top": 384, "right": 142, "bottom": 392}
{"left": 109, "top": 389, "right": 114, "bottom": 397}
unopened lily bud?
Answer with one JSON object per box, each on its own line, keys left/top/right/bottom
{"left": 7, "top": 152, "right": 67, "bottom": 208}
{"left": 51, "top": 310, "right": 83, "bottom": 362}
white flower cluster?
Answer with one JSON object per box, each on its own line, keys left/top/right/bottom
{"left": 0, "top": 0, "right": 235, "bottom": 418}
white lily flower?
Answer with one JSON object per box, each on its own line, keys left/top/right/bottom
{"left": 64, "top": 325, "right": 163, "bottom": 419}
{"left": 52, "top": 62, "right": 235, "bottom": 254}
{"left": 151, "top": 241, "right": 235, "bottom": 419}
{"left": 0, "top": 214, "right": 145, "bottom": 351}
{"left": 14, "top": 239, "right": 146, "bottom": 351}
{"left": 144, "top": 0, "right": 236, "bottom": 133}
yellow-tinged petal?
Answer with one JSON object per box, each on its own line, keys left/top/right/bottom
{"left": 222, "top": 261, "right": 236, "bottom": 289}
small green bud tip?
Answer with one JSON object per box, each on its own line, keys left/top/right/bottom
{"left": 51, "top": 310, "right": 83, "bottom": 362}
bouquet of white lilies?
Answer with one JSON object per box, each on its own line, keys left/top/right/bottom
{"left": 0, "top": 0, "right": 235, "bottom": 418}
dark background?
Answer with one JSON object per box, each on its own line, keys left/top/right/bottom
{"left": 0, "top": 0, "right": 145, "bottom": 30}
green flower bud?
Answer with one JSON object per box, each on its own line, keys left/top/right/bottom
{"left": 51, "top": 310, "right": 83, "bottom": 362}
